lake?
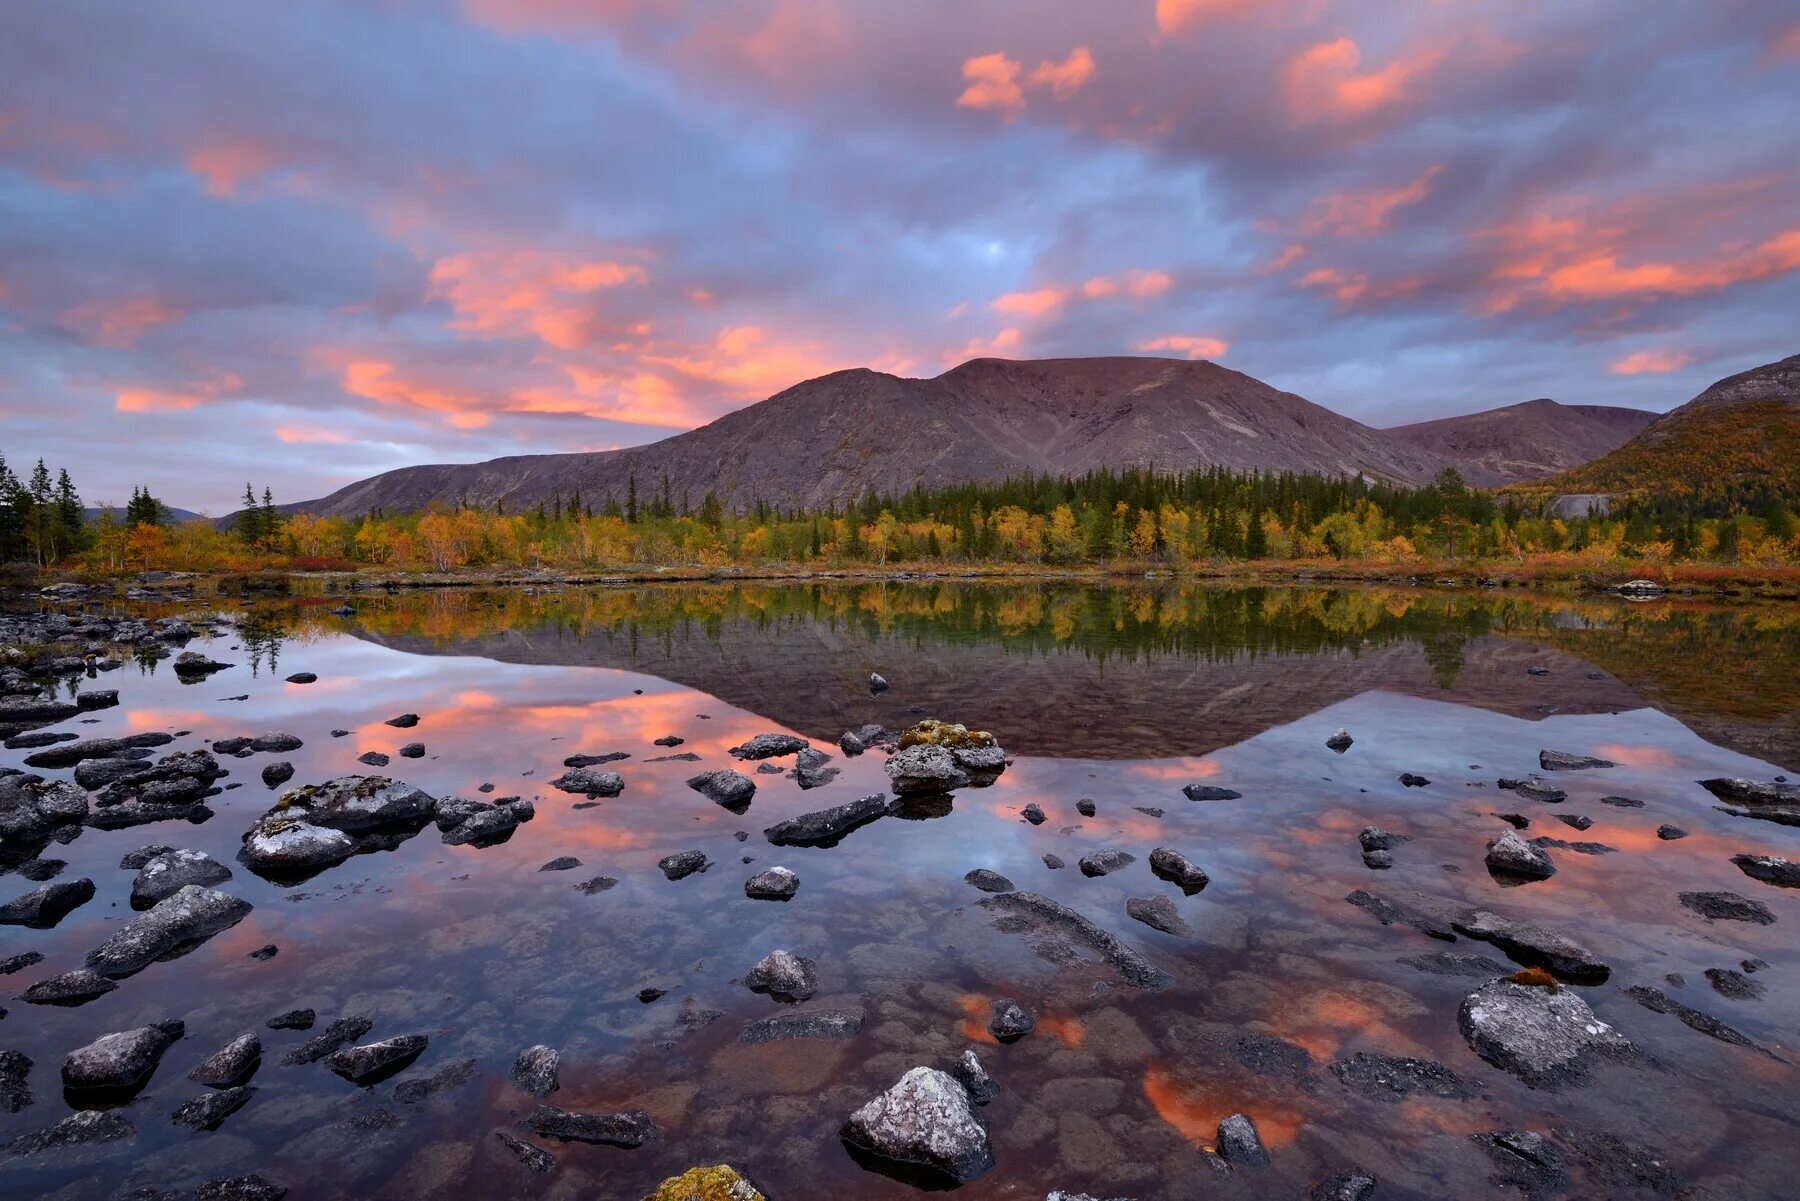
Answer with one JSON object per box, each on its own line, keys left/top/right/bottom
{"left": 3, "top": 580, "right": 1798, "bottom": 1199}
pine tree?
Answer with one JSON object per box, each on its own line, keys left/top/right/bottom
{"left": 0, "top": 454, "right": 24, "bottom": 562}
{"left": 260, "top": 488, "right": 278, "bottom": 549}
{"left": 53, "top": 469, "right": 84, "bottom": 559}
{"left": 626, "top": 474, "right": 639, "bottom": 523}
{"left": 237, "top": 483, "right": 261, "bottom": 545}
{"left": 27, "top": 459, "right": 53, "bottom": 564}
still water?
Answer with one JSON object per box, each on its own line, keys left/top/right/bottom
{"left": 3, "top": 582, "right": 1798, "bottom": 1199}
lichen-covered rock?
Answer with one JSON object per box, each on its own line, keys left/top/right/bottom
{"left": 239, "top": 816, "right": 356, "bottom": 877}
{"left": 841, "top": 1066, "right": 993, "bottom": 1184}
{"left": 644, "top": 1165, "right": 766, "bottom": 1201}
{"left": 130, "top": 848, "right": 231, "bottom": 907}
{"left": 271, "top": 775, "right": 435, "bottom": 832}
{"left": 85, "top": 885, "right": 252, "bottom": 978}
{"left": 1458, "top": 979, "right": 1634, "bottom": 1088}
{"left": 884, "top": 744, "right": 971, "bottom": 795}
{"left": 62, "top": 1020, "right": 185, "bottom": 1095}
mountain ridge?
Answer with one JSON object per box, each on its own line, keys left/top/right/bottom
{"left": 1385, "top": 396, "right": 1657, "bottom": 485}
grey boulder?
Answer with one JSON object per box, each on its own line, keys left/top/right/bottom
{"left": 841, "top": 1066, "right": 993, "bottom": 1184}
{"left": 62, "top": 1020, "right": 185, "bottom": 1096}
{"left": 1458, "top": 980, "right": 1634, "bottom": 1088}
{"left": 85, "top": 885, "right": 252, "bottom": 978}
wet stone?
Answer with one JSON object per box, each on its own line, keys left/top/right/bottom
{"left": 1398, "top": 951, "right": 1511, "bottom": 977}
{"left": 1399, "top": 773, "right": 1430, "bottom": 787}
{"left": 267, "top": 1008, "right": 315, "bottom": 1031}
{"left": 196, "top": 1175, "right": 287, "bottom": 1201}
{"left": 1733, "top": 853, "right": 1800, "bottom": 887}
{"left": 1623, "top": 985, "right": 1783, "bottom": 1059}
{"left": 62, "top": 1019, "right": 185, "bottom": 1097}
{"left": 1329, "top": 1051, "right": 1479, "bottom": 1103}
{"left": 884, "top": 744, "right": 970, "bottom": 794}
{"left": 130, "top": 848, "right": 231, "bottom": 907}
{"left": 392, "top": 1057, "right": 476, "bottom": 1103}
{"left": 764, "top": 793, "right": 891, "bottom": 846}
{"left": 20, "top": 969, "right": 118, "bottom": 1006}
{"left": 6, "top": 1109, "right": 136, "bottom": 1156}
{"left": 1458, "top": 979, "right": 1635, "bottom": 1088}
{"left": 384, "top": 713, "right": 419, "bottom": 728}
{"left": 1021, "top": 803, "right": 1046, "bottom": 825}
{"left": 1472, "top": 1129, "right": 1567, "bottom": 1197}
{"left": 744, "top": 949, "right": 817, "bottom": 1001}
{"left": 1217, "top": 1112, "right": 1269, "bottom": 1166}
{"left": 687, "top": 770, "right": 756, "bottom": 811}
{"left": 281, "top": 1015, "right": 373, "bottom": 1065}
{"left": 1539, "top": 749, "right": 1615, "bottom": 771}
{"left": 538, "top": 856, "right": 581, "bottom": 871}
{"left": 510, "top": 1045, "right": 560, "bottom": 1098}
{"left": 1181, "top": 784, "right": 1241, "bottom": 801}
{"left": 520, "top": 1105, "right": 658, "bottom": 1147}
{"left": 729, "top": 733, "right": 809, "bottom": 760}
{"left": 1704, "top": 967, "right": 1764, "bottom": 999}
{"left": 964, "top": 868, "right": 1014, "bottom": 893}
{"left": 326, "top": 1034, "right": 428, "bottom": 1085}
{"left": 188, "top": 1033, "right": 261, "bottom": 1088}
{"left": 1042, "top": 853, "right": 1065, "bottom": 870}
{"left": 85, "top": 884, "right": 252, "bottom": 977}
{"left": 0, "top": 1049, "right": 31, "bottom": 1113}
{"left": 1679, "top": 889, "right": 1775, "bottom": 924}
{"left": 1310, "top": 1172, "right": 1378, "bottom": 1201}
{"left": 1126, "top": 894, "right": 1189, "bottom": 935}
{"left": 659, "top": 850, "right": 709, "bottom": 880}
{"left": 1486, "top": 829, "right": 1556, "bottom": 880}
{"left": 357, "top": 752, "right": 390, "bottom": 767}
{"left": 988, "top": 998, "right": 1034, "bottom": 1041}
{"left": 739, "top": 1007, "right": 863, "bottom": 1043}
{"left": 745, "top": 866, "right": 799, "bottom": 900}
{"left": 494, "top": 1130, "right": 555, "bottom": 1173}
{"left": 841, "top": 1066, "right": 993, "bottom": 1185}
{"left": 549, "top": 767, "right": 623, "bottom": 796}
{"left": 1657, "top": 825, "right": 1688, "bottom": 840}
{"left": 951, "top": 1049, "right": 997, "bottom": 1105}
{"left": 1078, "top": 849, "right": 1135, "bottom": 877}
{"left": 0, "top": 877, "right": 95, "bottom": 928}
{"left": 397, "top": 742, "right": 425, "bottom": 759}
{"left": 574, "top": 875, "right": 618, "bottom": 895}
{"left": 172, "top": 1084, "right": 255, "bottom": 1130}
{"left": 1325, "top": 728, "right": 1354, "bottom": 752}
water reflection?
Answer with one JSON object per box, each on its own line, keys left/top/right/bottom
{"left": 0, "top": 582, "right": 1796, "bottom": 1200}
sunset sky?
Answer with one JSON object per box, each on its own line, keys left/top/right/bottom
{"left": 2, "top": 1, "right": 1797, "bottom": 511}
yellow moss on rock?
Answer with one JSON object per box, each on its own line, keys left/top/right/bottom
{"left": 645, "top": 1165, "right": 766, "bottom": 1201}
{"left": 897, "top": 719, "right": 996, "bottom": 751}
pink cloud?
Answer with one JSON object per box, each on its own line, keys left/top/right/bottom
{"left": 275, "top": 425, "right": 354, "bottom": 444}
{"left": 992, "top": 286, "right": 1068, "bottom": 317}
{"left": 62, "top": 295, "right": 184, "bottom": 348}
{"left": 957, "top": 52, "right": 1025, "bottom": 116}
{"left": 1138, "top": 334, "right": 1227, "bottom": 359}
{"left": 1082, "top": 268, "right": 1172, "bottom": 299}
{"left": 1028, "top": 47, "right": 1095, "bottom": 99}
{"left": 1608, "top": 349, "right": 1695, "bottom": 375}
{"left": 1300, "top": 164, "right": 1442, "bottom": 236}
{"left": 186, "top": 137, "right": 285, "bottom": 198}
{"left": 1154, "top": 0, "right": 1259, "bottom": 36}
{"left": 1281, "top": 37, "right": 1439, "bottom": 124}
{"left": 114, "top": 372, "right": 242, "bottom": 413}
{"left": 429, "top": 248, "right": 649, "bottom": 350}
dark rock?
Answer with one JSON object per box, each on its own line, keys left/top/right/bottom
{"left": 266, "top": 1008, "right": 314, "bottom": 1031}
{"left": 76, "top": 689, "right": 119, "bottom": 710}
{"left": 1217, "top": 1113, "right": 1269, "bottom": 1165}
{"left": 1528, "top": 835, "right": 1615, "bottom": 856}
{"left": 869, "top": 672, "right": 889, "bottom": 693}
{"left": 1498, "top": 776, "right": 1566, "bottom": 803}
{"left": 0, "top": 1049, "right": 30, "bottom": 1113}
{"left": 1624, "top": 985, "right": 1783, "bottom": 1059}
{"left": 19, "top": 969, "right": 118, "bottom": 1006}
{"left": 62, "top": 1020, "right": 184, "bottom": 1096}
{"left": 0, "top": 877, "right": 95, "bottom": 928}
{"left": 839, "top": 723, "right": 890, "bottom": 756}
{"left": 356, "top": 752, "right": 390, "bottom": 767}
{"left": 979, "top": 891, "right": 1171, "bottom": 989}
{"left": 1310, "top": 1172, "right": 1377, "bottom": 1201}
{"left": 563, "top": 751, "right": 628, "bottom": 768}
{"left": 510, "top": 1045, "right": 559, "bottom": 1098}
{"left": 745, "top": 866, "right": 799, "bottom": 900}
{"left": 1181, "top": 784, "right": 1241, "bottom": 801}
{"left": 652, "top": 735, "right": 685, "bottom": 748}
{"left": 1142, "top": 846, "right": 1208, "bottom": 894}
{"left": 841, "top": 1066, "right": 992, "bottom": 1184}
{"left": 1539, "top": 749, "right": 1614, "bottom": 771}
{"left": 520, "top": 1105, "right": 658, "bottom": 1147}
{"left": 987, "top": 998, "right": 1034, "bottom": 1040}
{"left": 326, "top": 1034, "right": 428, "bottom": 1084}
{"left": 538, "top": 856, "right": 581, "bottom": 872}
{"left": 1132, "top": 805, "right": 1164, "bottom": 818}
{"left": 1599, "top": 795, "right": 1645, "bottom": 808}
{"left": 764, "top": 793, "right": 891, "bottom": 846}
{"left": 494, "top": 1130, "right": 556, "bottom": 1173}
{"left": 739, "top": 1007, "right": 863, "bottom": 1043}
{"left": 1362, "top": 850, "right": 1393, "bottom": 869}
{"left": 188, "top": 1033, "right": 260, "bottom": 1088}
{"left": 1126, "top": 894, "right": 1189, "bottom": 934}
{"left": 1076, "top": 798, "right": 1097, "bottom": 816}
{"left": 1555, "top": 813, "right": 1593, "bottom": 831}
{"left": 392, "top": 1056, "right": 476, "bottom": 1103}
{"left": 239, "top": 817, "right": 356, "bottom": 877}
{"left": 1453, "top": 909, "right": 1610, "bottom": 983}
{"left": 951, "top": 1049, "right": 996, "bottom": 1105}
{"left": 884, "top": 744, "right": 970, "bottom": 794}
{"left": 1701, "top": 776, "right": 1800, "bottom": 826}
{"left": 1704, "top": 967, "right": 1763, "bottom": 999}
{"left": 397, "top": 742, "right": 425, "bottom": 759}
{"left": 1679, "top": 890, "right": 1775, "bottom": 924}
{"left": 6, "top": 1108, "right": 135, "bottom": 1156}
{"left": 0, "top": 951, "right": 44, "bottom": 975}
{"left": 1472, "top": 1129, "right": 1567, "bottom": 1197}
{"left": 964, "top": 868, "right": 1014, "bottom": 893}
{"left": 1497, "top": 812, "right": 1529, "bottom": 828}
{"left": 729, "top": 733, "right": 809, "bottom": 760}
{"left": 384, "top": 713, "right": 419, "bottom": 728}
{"left": 687, "top": 769, "right": 756, "bottom": 811}
{"left": 174, "top": 651, "right": 233, "bottom": 677}
{"left": 120, "top": 844, "right": 176, "bottom": 870}
{"left": 267, "top": 775, "right": 436, "bottom": 832}
{"left": 658, "top": 850, "right": 709, "bottom": 880}
{"left": 790, "top": 746, "right": 839, "bottom": 789}
{"left": 1398, "top": 951, "right": 1511, "bottom": 977}
{"left": 284, "top": 673, "right": 316, "bottom": 684}
{"left": 744, "top": 949, "right": 817, "bottom": 1001}
{"left": 248, "top": 733, "right": 303, "bottom": 753}
{"left": 1330, "top": 1051, "right": 1478, "bottom": 1102}
{"left": 196, "top": 1174, "right": 287, "bottom": 1201}
{"left": 1458, "top": 979, "right": 1634, "bottom": 1088}
{"left": 1398, "top": 773, "right": 1430, "bottom": 787}
{"left": 172, "top": 1084, "right": 255, "bottom": 1130}
{"left": 85, "top": 885, "right": 252, "bottom": 977}
{"left": 1325, "top": 728, "right": 1354, "bottom": 752}
{"left": 1041, "top": 853, "right": 1065, "bottom": 870}
{"left": 130, "top": 848, "right": 231, "bottom": 907}
{"left": 279, "top": 1015, "right": 372, "bottom": 1065}
{"left": 1078, "top": 849, "right": 1135, "bottom": 877}
{"left": 1486, "top": 829, "right": 1555, "bottom": 880}
{"left": 1733, "top": 853, "right": 1800, "bottom": 887}
{"left": 1657, "top": 825, "right": 1687, "bottom": 840}
{"left": 1020, "top": 803, "right": 1046, "bottom": 825}
{"left": 1359, "top": 826, "right": 1409, "bottom": 852}
{"left": 549, "top": 767, "right": 623, "bottom": 797}
{"left": 1344, "top": 888, "right": 1461, "bottom": 940}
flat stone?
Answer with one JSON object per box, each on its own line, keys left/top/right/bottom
{"left": 0, "top": 1049, "right": 31, "bottom": 1113}
{"left": 130, "top": 849, "right": 231, "bottom": 907}
{"left": 520, "top": 1105, "right": 658, "bottom": 1146}
{"left": 574, "top": 876, "right": 618, "bottom": 895}
{"left": 196, "top": 1174, "right": 287, "bottom": 1201}
{"left": 325, "top": 1034, "right": 428, "bottom": 1084}
{"left": 1149, "top": 847, "right": 1208, "bottom": 893}
{"left": 1453, "top": 909, "right": 1611, "bottom": 983}
{"left": 1458, "top": 979, "right": 1634, "bottom": 1088}
{"left": 1126, "top": 894, "right": 1189, "bottom": 934}
{"left": 6, "top": 1109, "right": 136, "bottom": 1156}
{"left": 1731, "top": 854, "right": 1800, "bottom": 888}
{"left": 19, "top": 969, "right": 118, "bottom": 1006}
{"left": 745, "top": 866, "right": 799, "bottom": 900}
{"left": 739, "top": 1008, "right": 864, "bottom": 1043}
{"left": 687, "top": 770, "right": 756, "bottom": 811}
{"left": 1181, "top": 784, "right": 1241, "bottom": 801}
{"left": 0, "top": 878, "right": 95, "bottom": 928}
{"left": 172, "top": 1085, "right": 255, "bottom": 1130}
{"left": 1679, "top": 890, "right": 1775, "bottom": 924}
{"left": 280, "top": 1016, "right": 373, "bottom": 1065}
{"left": 1539, "top": 749, "right": 1615, "bottom": 771}
{"left": 744, "top": 949, "right": 817, "bottom": 1001}
{"left": 1078, "top": 849, "right": 1135, "bottom": 877}
{"left": 963, "top": 868, "right": 1014, "bottom": 893}
{"left": 1624, "top": 985, "right": 1784, "bottom": 1059}
{"left": 658, "top": 850, "right": 709, "bottom": 880}
{"left": 764, "top": 793, "right": 891, "bottom": 846}
{"left": 85, "top": 885, "right": 252, "bottom": 978}
{"left": 730, "top": 733, "right": 809, "bottom": 759}
{"left": 494, "top": 1130, "right": 555, "bottom": 1173}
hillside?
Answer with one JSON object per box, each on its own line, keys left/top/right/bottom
{"left": 1514, "top": 354, "right": 1800, "bottom": 506}
{"left": 285, "top": 356, "right": 1460, "bottom": 517}
{"left": 1385, "top": 398, "right": 1656, "bottom": 485}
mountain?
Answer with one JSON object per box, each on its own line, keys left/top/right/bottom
{"left": 286, "top": 356, "right": 1461, "bottom": 517}
{"left": 85, "top": 504, "right": 203, "bottom": 523}
{"left": 1517, "top": 354, "right": 1800, "bottom": 505}
{"left": 1385, "top": 398, "right": 1657, "bottom": 486}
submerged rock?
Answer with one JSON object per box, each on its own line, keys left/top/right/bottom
{"left": 85, "top": 885, "right": 252, "bottom": 977}
{"left": 1701, "top": 776, "right": 1800, "bottom": 826}
{"left": 62, "top": 1020, "right": 185, "bottom": 1096}
{"left": 1733, "top": 853, "right": 1800, "bottom": 888}
{"left": 280, "top": 1016, "right": 373, "bottom": 1065}
{"left": 764, "top": 793, "right": 892, "bottom": 846}
{"left": 6, "top": 1109, "right": 136, "bottom": 1156}
{"left": 987, "top": 998, "right": 1034, "bottom": 1041}
{"left": 1330, "top": 1051, "right": 1478, "bottom": 1103}
{"left": 1458, "top": 979, "right": 1634, "bottom": 1088}
{"left": 1679, "top": 890, "right": 1776, "bottom": 924}
{"left": 494, "top": 1130, "right": 556, "bottom": 1174}
{"left": 1486, "top": 829, "right": 1556, "bottom": 880}
{"left": 1148, "top": 846, "right": 1208, "bottom": 894}
{"left": 1624, "top": 985, "right": 1784, "bottom": 1060}
{"left": 739, "top": 1008, "right": 864, "bottom": 1043}
{"left": 172, "top": 1085, "right": 255, "bottom": 1130}
{"left": 979, "top": 891, "right": 1172, "bottom": 989}
{"left": 841, "top": 1066, "right": 993, "bottom": 1185}
{"left": 1126, "top": 894, "right": 1189, "bottom": 935}
{"left": 744, "top": 950, "right": 818, "bottom": 1001}
{"left": 1539, "top": 749, "right": 1615, "bottom": 771}
{"left": 1472, "top": 1129, "right": 1568, "bottom": 1197}
{"left": 521, "top": 1105, "right": 658, "bottom": 1147}
{"left": 1310, "top": 1172, "right": 1378, "bottom": 1201}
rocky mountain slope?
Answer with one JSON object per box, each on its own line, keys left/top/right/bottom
{"left": 1385, "top": 399, "right": 1656, "bottom": 485}
{"left": 1516, "top": 354, "right": 1800, "bottom": 504}
{"left": 285, "top": 356, "right": 1461, "bottom": 517}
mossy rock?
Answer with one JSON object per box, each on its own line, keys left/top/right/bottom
{"left": 645, "top": 1165, "right": 765, "bottom": 1201}
{"left": 897, "top": 719, "right": 996, "bottom": 751}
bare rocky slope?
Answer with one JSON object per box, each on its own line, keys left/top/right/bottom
{"left": 286, "top": 356, "right": 1463, "bottom": 517}
{"left": 1385, "top": 398, "right": 1657, "bottom": 485}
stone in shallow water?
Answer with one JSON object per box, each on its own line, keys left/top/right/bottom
{"left": 0, "top": 1049, "right": 31, "bottom": 1114}
{"left": 84, "top": 885, "right": 252, "bottom": 978}
{"left": 951, "top": 1049, "right": 997, "bottom": 1105}
{"left": 393, "top": 1057, "right": 477, "bottom": 1103}
{"left": 1679, "top": 890, "right": 1775, "bottom": 924}
{"left": 1539, "top": 749, "right": 1614, "bottom": 771}
{"left": 62, "top": 1020, "right": 185, "bottom": 1096}
{"left": 493, "top": 1130, "right": 555, "bottom": 1173}
{"left": 1452, "top": 909, "right": 1610, "bottom": 983}
{"left": 646, "top": 1165, "right": 767, "bottom": 1200}
{"left": 1126, "top": 894, "right": 1189, "bottom": 935}
{"left": 963, "top": 868, "right": 1013, "bottom": 893}
{"left": 196, "top": 1174, "right": 287, "bottom": 1201}
{"left": 520, "top": 1105, "right": 658, "bottom": 1146}
{"left": 739, "top": 1008, "right": 864, "bottom": 1043}
{"left": 548, "top": 768, "right": 623, "bottom": 796}
{"left": 280, "top": 1016, "right": 373, "bottom": 1065}
{"left": 510, "top": 1045, "right": 560, "bottom": 1098}
{"left": 987, "top": 998, "right": 1034, "bottom": 1041}
{"left": 979, "top": 891, "right": 1172, "bottom": 990}
{"left": 729, "top": 733, "right": 809, "bottom": 760}
{"left": 658, "top": 850, "right": 709, "bottom": 880}
{"left": 745, "top": 866, "right": 799, "bottom": 900}
{"left": 266, "top": 1008, "right": 314, "bottom": 1031}
{"left": 1485, "top": 829, "right": 1555, "bottom": 880}
{"left": 574, "top": 875, "right": 618, "bottom": 895}
{"left": 744, "top": 949, "right": 817, "bottom": 1001}
{"left": 0, "top": 878, "right": 95, "bottom": 928}
{"left": 1217, "top": 1112, "right": 1269, "bottom": 1165}
{"left": 6, "top": 1109, "right": 136, "bottom": 1156}
{"left": 687, "top": 769, "right": 756, "bottom": 811}
{"left": 1181, "top": 784, "right": 1241, "bottom": 801}
{"left": 1078, "top": 849, "right": 1135, "bottom": 877}
{"left": 325, "top": 1034, "right": 428, "bottom": 1085}
{"left": 1623, "top": 985, "right": 1784, "bottom": 1059}
{"left": 1148, "top": 846, "right": 1207, "bottom": 893}
{"left": 1471, "top": 1129, "right": 1567, "bottom": 1197}
{"left": 172, "top": 1084, "right": 255, "bottom": 1130}
{"left": 1310, "top": 1172, "right": 1377, "bottom": 1201}
{"left": 538, "top": 856, "right": 580, "bottom": 872}
{"left": 20, "top": 969, "right": 117, "bottom": 1006}
{"left": 883, "top": 744, "right": 970, "bottom": 794}
{"left": 188, "top": 1033, "right": 261, "bottom": 1088}
{"left": 240, "top": 818, "right": 356, "bottom": 877}
{"left": 763, "top": 793, "right": 891, "bottom": 846}
{"left": 1329, "top": 1051, "right": 1479, "bottom": 1103}
{"left": 130, "top": 848, "right": 231, "bottom": 907}
{"left": 841, "top": 1066, "right": 993, "bottom": 1185}
{"left": 1457, "top": 979, "right": 1635, "bottom": 1089}
{"left": 1732, "top": 853, "right": 1800, "bottom": 888}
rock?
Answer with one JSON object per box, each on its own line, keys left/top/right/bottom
{"left": 574, "top": 876, "right": 618, "bottom": 895}
{"left": 1472, "top": 1129, "right": 1567, "bottom": 1197}
{"left": 884, "top": 744, "right": 971, "bottom": 794}
{"left": 173, "top": 1085, "right": 255, "bottom": 1130}
{"left": 266, "top": 1008, "right": 313, "bottom": 1030}
{"left": 174, "top": 651, "right": 232, "bottom": 676}
{"left": 271, "top": 775, "right": 436, "bottom": 832}
{"left": 1042, "top": 853, "right": 1065, "bottom": 869}
{"left": 687, "top": 770, "right": 756, "bottom": 811}
{"left": 19, "top": 969, "right": 118, "bottom": 1006}
{"left": 1345, "top": 887, "right": 1461, "bottom": 940}
{"left": 440, "top": 800, "right": 533, "bottom": 846}
{"left": 494, "top": 1130, "right": 556, "bottom": 1173}
{"left": 987, "top": 998, "right": 1034, "bottom": 1040}
{"left": 510, "top": 1045, "right": 560, "bottom": 1098}
{"left": 24, "top": 732, "right": 171, "bottom": 768}
{"left": 384, "top": 713, "right": 419, "bottom": 728}
{"left": 325, "top": 1034, "right": 428, "bottom": 1084}
{"left": 764, "top": 793, "right": 891, "bottom": 846}
{"left": 130, "top": 848, "right": 231, "bottom": 907}
{"left": 788, "top": 746, "right": 839, "bottom": 789}
{"left": 397, "top": 742, "right": 425, "bottom": 759}
{"left": 1548, "top": 1126, "right": 1687, "bottom": 1197}
{"left": 1485, "top": 829, "right": 1556, "bottom": 880}
{"left": 1657, "top": 824, "right": 1687, "bottom": 840}
{"left": 357, "top": 752, "right": 390, "bottom": 767}
{"left": 869, "top": 672, "right": 889, "bottom": 693}
{"left": 188, "top": 1033, "right": 261, "bottom": 1088}
{"left": 6, "top": 1109, "right": 136, "bottom": 1156}
{"left": 1399, "top": 773, "right": 1430, "bottom": 787}
{"left": 248, "top": 732, "right": 303, "bottom": 753}
{"left": 729, "top": 733, "right": 809, "bottom": 760}
{"left": 951, "top": 1049, "right": 997, "bottom": 1105}
{"left": 1733, "top": 853, "right": 1800, "bottom": 887}
{"left": 646, "top": 1165, "right": 767, "bottom": 1200}
{"left": 195, "top": 1173, "right": 287, "bottom": 1201}
{"left": 1310, "top": 1173, "right": 1377, "bottom": 1201}
{"left": 62, "top": 1020, "right": 185, "bottom": 1096}
{"left": 1359, "top": 827, "right": 1410, "bottom": 852}
{"left": 0, "top": 951, "right": 44, "bottom": 975}
{"left": 1680, "top": 890, "right": 1775, "bottom": 924}
{"left": 1600, "top": 795, "right": 1646, "bottom": 808}
{"left": 1078, "top": 849, "right": 1135, "bottom": 877}
{"left": 1362, "top": 851, "right": 1393, "bottom": 869}
{"left": 1325, "top": 728, "right": 1353, "bottom": 752}
{"left": 239, "top": 817, "right": 356, "bottom": 877}
{"left": 563, "top": 752, "right": 628, "bottom": 768}
{"left": 745, "top": 866, "right": 800, "bottom": 900}
{"left": 1330, "top": 1051, "right": 1478, "bottom": 1102}
{"left": 1453, "top": 909, "right": 1610, "bottom": 983}
{"left": 744, "top": 949, "right": 817, "bottom": 1001}
{"left": 1142, "top": 846, "right": 1207, "bottom": 895}
{"left": 260, "top": 761, "right": 295, "bottom": 788}
{"left": 1555, "top": 813, "right": 1593, "bottom": 831}
{"left": 1020, "top": 803, "right": 1046, "bottom": 825}
{"left": 549, "top": 768, "right": 624, "bottom": 796}
{"left": 652, "top": 735, "right": 685, "bottom": 748}
{"left": 1181, "top": 784, "right": 1242, "bottom": 801}
{"left": 520, "top": 1105, "right": 659, "bottom": 1146}
{"left": 739, "top": 1007, "right": 863, "bottom": 1043}
{"left": 1126, "top": 894, "right": 1189, "bottom": 934}
{"left": 120, "top": 844, "right": 176, "bottom": 869}
{"left": 0, "top": 878, "right": 95, "bottom": 927}
{"left": 1705, "top": 967, "right": 1763, "bottom": 999}
{"left": 1498, "top": 776, "right": 1567, "bottom": 803}
{"left": 841, "top": 1066, "right": 993, "bottom": 1184}
{"left": 75, "top": 689, "right": 119, "bottom": 711}
{"left": 964, "top": 868, "right": 1014, "bottom": 893}
{"left": 1458, "top": 979, "right": 1634, "bottom": 1088}
{"left": 1701, "top": 776, "right": 1800, "bottom": 826}
{"left": 0, "top": 1049, "right": 30, "bottom": 1113}
{"left": 1539, "top": 749, "right": 1615, "bottom": 771}
{"left": 979, "top": 891, "right": 1172, "bottom": 989}
{"left": 538, "top": 856, "right": 581, "bottom": 872}
{"left": 1623, "top": 985, "right": 1783, "bottom": 1060}
{"left": 85, "top": 885, "right": 253, "bottom": 977}
{"left": 839, "top": 724, "right": 889, "bottom": 756}
{"left": 1077, "top": 799, "right": 1097, "bottom": 816}
{"left": 1398, "top": 951, "right": 1511, "bottom": 977}
{"left": 658, "top": 850, "right": 709, "bottom": 880}
{"left": 393, "top": 1057, "right": 477, "bottom": 1103}
{"left": 284, "top": 672, "right": 316, "bottom": 684}
{"left": 280, "top": 1016, "right": 372, "bottom": 1065}
{"left": 1217, "top": 1113, "right": 1269, "bottom": 1165}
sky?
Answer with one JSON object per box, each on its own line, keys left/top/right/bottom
{"left": 1, "top": 1, "right": 1797, "bottom": 513}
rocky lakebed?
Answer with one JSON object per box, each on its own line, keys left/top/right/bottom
{"left": 0, "top": 580, "right": 1797, "bottom": 1200}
